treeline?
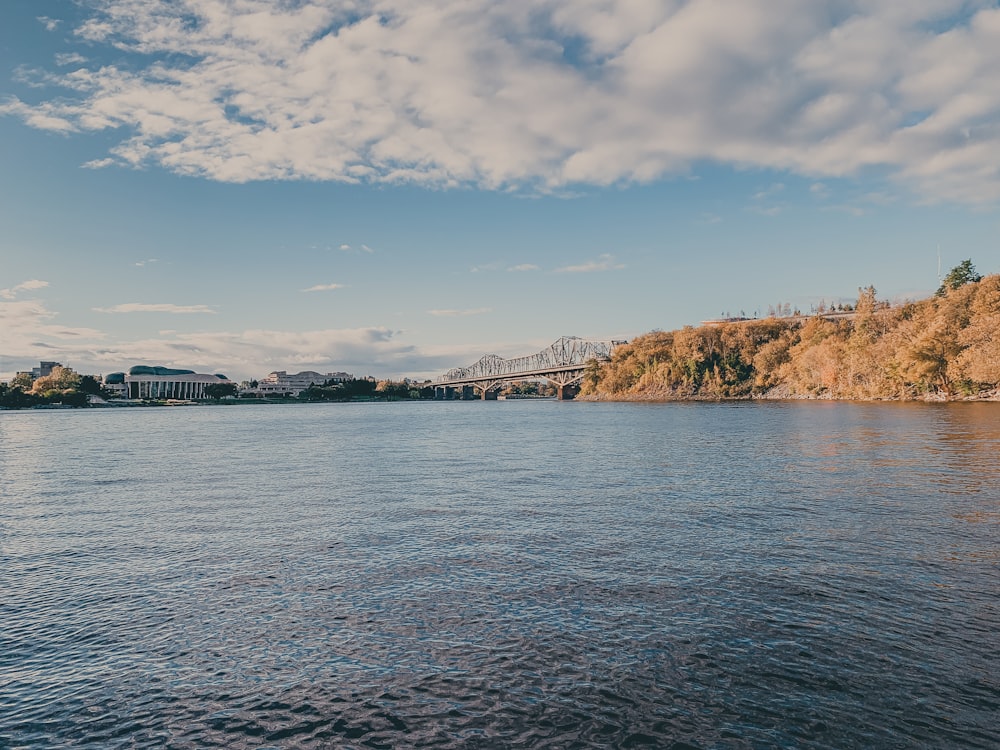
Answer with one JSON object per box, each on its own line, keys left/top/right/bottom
{"left": 297, "top": 378, "right": 437, "bottom": 401}
{"left": 0, "top": 367, "right": 103, "bottom": 408}
{"left": 298, "top": 378, "right": 554, "bottom": 401}
{"left": 582, "top": 266, "right": 1000, "bottom": 401}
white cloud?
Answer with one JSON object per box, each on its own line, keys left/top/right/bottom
{"left": 750, "top": 182, "right": 788, "bottom": 215}
{"left": 0, "top": 279, "right": 50, "bottom": 299}
{"left": 507, "top": 263, "right": 539, "bottom": 272}
{"left": 0, "top": 295, "right": 446, "bottom": 381}
{"left": 83, "top": 157, "right": 117, "bottom": 169}
{"left": 3, "top": 1, "right": 1000, "bottom": 203}
{"left": 37, "top": 16, "right": 61, "bottom": 32}
{"left": 102, "top": 326, "right": 413, "bottom": 378}
{"left": 302, "top": 283, "right": 346, "bottom": 292}
{"left": 54, "top": 53, "right": 88, "bottom": 66}
{"left": 93, "top": 303, "right": 217, "bottom": 314}
{"left": 0, "top": 297, "right": 479, "bottom": 382}
{"left": 427, "top": 307, "right": 492, "bottom": 317}
{"left": 752, "top": 183, "right": 786, "bottom": 201}
{"left": 0, "top": 298, "right": 107, "bottom": 377}
{"left": 470, "top": 263, "right": 502, "bottom": 273}
{"left": 556, "top": 254, "right": 624, "bottom": 273}
{"left": 337, "top": 242, "right": 374, "bottom": 253}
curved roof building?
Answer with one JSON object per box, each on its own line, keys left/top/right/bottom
{"left": 124, "top": 366, "right": 231, "bottom": 400}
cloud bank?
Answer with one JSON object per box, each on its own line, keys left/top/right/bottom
{"left": 93, "top": 303, "right": 217, "bottom": 314}
{"left": 1, "top": 279, "right": 50, "bottom": 299}
{"left": 1, "top": 296, "right": 453, "bottom": 381}
{"left": 4, "top": 0, "right": 1000, "bottom": 203}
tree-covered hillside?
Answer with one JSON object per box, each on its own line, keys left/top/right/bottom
{"left": 582, "top": 268, "right": 1000, "bottom": 401}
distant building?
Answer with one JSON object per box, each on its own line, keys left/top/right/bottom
{"left": 252, "top": 370, "right": 354, "bottom": 397}
{"left": 122, "top": 365, "right": 232, "bottom": 399}
{"left": 102, "top": 372, "right": 128, "bottom": 397}
{"left": 30, "top": 361, "right": 61, "bottom": 379}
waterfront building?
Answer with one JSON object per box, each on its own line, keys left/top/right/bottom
{"left": 13, "top": 361, "right": 63, "bottom": 382}
{"left": 121, "top": 365, "right": 232, "bottom": 399}
{"left": 253, "top": 370, "right": 354, "bottom": 397}
{"left": 101, "top": 372, "right": 127, "bottom": 398}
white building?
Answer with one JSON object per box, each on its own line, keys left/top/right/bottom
{"left": 122, "top": 366, "right": 233, "bottom": 399}
{"left": 254, "top": 370, "right": 353, "bottom": 397}
{"left": 104, "top": 385, "right": 127, "bottom": 397}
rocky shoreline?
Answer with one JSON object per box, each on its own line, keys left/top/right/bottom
{"left": 579, "top": 385, "right": 1000, "bottom": 403}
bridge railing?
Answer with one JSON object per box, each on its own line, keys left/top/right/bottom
{"left": 439, "top": 336, "right": 617, "bottom": 383}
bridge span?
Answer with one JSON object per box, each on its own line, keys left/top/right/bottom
{"left": 436, "top": 336, "right": 622, "bottom": 400}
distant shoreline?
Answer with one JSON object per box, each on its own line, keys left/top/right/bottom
{"left": 5, "top": 392, "right": 1000, "bottom": 411}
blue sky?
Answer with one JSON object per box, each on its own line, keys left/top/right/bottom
{"left": 2, "top": 0, "right": 998, "bottom": 382}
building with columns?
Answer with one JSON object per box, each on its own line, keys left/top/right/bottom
{"left": 115, "top": 366, "right": 233, "bottom": 400}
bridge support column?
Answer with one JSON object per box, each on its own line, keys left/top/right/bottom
{"left": 556, "top": 384, "right": 580, "bottom": 400}
{"left": 472, "top": 380, "right": 504, "bottom": 400}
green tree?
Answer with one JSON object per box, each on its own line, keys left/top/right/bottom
{"left": 204, "top": 382, "right": 238, "bottom": 400}
{"left": 580, "top": 359, "right": 604, "bottom": 394}
{"left": 56, "top": 390, "right": 89, "bottom": 407}
{"left": 0, "top": 384, "right": 39, "bottom": 409}
{"left": 343, "top": 378, "right": 377, "bottom": 399}
{"left": 78, "top": 375, "right": 104, "bottom": 395}
{"left": 937, "top": 259, "right": 982, "bottom": 296}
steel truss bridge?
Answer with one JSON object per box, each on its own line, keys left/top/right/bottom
{"left": 436, "top": 336, "right": 621, "bottom": 400}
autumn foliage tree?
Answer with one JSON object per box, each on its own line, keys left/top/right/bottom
{"left": 30, "top": 366, "right": 82, "bottom": 395}
{"left": 582, "top": 269, "right": 998, "bottom": 401}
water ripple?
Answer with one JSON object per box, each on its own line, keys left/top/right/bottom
{"left": 1, "top": 402, "right": 998, "bottom": 748}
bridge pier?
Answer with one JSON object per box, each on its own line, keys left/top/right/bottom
{"left": 556, "top": 383, "right": 580, "bottom": 400}
{"left": 472, "top": 380, "right": 504, "bottom": 400}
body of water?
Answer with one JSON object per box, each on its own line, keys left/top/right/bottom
{"left": 1, "top": 401, "right": 997, "bottom": 748}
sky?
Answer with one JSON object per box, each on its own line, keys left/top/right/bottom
{"left": 1, "top": 0, "right": 999, "bottom": 383}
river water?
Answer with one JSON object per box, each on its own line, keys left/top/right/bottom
{"left": 1, "top": 401, "right": 997, "bottom": 749}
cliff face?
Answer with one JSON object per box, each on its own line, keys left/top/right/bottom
{"left": 582, "top": 275, "right": 1000, "bottom": 401}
